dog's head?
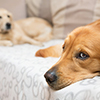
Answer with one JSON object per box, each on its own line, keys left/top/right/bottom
{"left": 0, "top": 8, "right": 13, "bottom": 34}
{"left": 44, "top": 20, "right": 100, "bottom": 90}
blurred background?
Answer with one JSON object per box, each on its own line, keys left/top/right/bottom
{"left": 0, "top": 0, "right": 100, "bottom": 39}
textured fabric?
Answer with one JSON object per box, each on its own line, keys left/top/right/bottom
{"left": 26, "top": 0, "right": 100, "bottom": 39}
{"left": 52, "top": 0, "right": 96, "bottom": 39}
{"left": 39, "top": 0, "right": 52, "bottom": 24}
{"left": 0, "top": 39, "right": 100, "bottom": 100}
{"left": 26, "top": 0, "right": 52, "bottom": 24}
{"left": 26, "top": 0, "right": 41, "bottom": 17}
{"left": 93, "top": 0, "right": 100, "bottom": 21}
{"left": 0, "top": 0, "right": 26, "bottom": 20}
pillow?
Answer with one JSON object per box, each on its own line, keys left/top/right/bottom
{"left": 26, "top": 0, "right": 100, "bottom": 39}
{"left": 0, "top": 0, "right": 26, "bottom": 20}
{"left": 26, "top": 0, "right": 52, "bottom": 24}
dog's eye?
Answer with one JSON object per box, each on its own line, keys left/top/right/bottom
{"left": 62, "top": 45, "right": 65, "bottom": 50}
{"left": 62, "top": 45, "right": 65, "bottom": 51}
{"left": 62, "top": 44, "right": 65, "bottom": 50}
{"left": 7, "top": 15, "right": 10, "bottom": 18}
{"left": 0, "top": 16, "right": 2, "bottom": 18}
{"left": 76, "top": 52, "right": 89, "bottom": 60}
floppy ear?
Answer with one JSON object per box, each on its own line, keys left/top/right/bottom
{"left": 87, "top": 19, "right": 100, "bottom": 29}
{"left": 35, "top": 43, "right": 63, "bottom": 57}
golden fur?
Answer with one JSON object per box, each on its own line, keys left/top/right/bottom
{"left": 36, "top": 19, "right": 100, "bottom": 90}
{"left": 0, "top": 8, "right": 52, "bottom": 46}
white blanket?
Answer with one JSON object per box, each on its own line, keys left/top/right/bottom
{"left": 0, "top": 39, "right": 100, "bottom": 100}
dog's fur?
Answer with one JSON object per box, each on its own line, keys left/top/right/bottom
{"left": 36, "top": 19, "right": 100, "bottom": 90}
{"left": 0, "top": 8, "right": 52, "bottom": 46}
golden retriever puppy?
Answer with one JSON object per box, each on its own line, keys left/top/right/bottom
{"left": 0, "top": 8, "right": 52, "bottom": 46}
{"left": 36, "top": 19, "right": 100, "bottom": 90}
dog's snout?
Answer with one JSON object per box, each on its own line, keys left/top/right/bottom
{"left": 44, "top": 70, "right": 57, "bottom": 83}
{"left": 6, "top": 23, "right": 11, "bottom": 29}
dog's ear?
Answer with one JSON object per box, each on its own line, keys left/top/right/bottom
{"left": 87, "top": 19, "right": 100, "bottom": 29}
{"left": 94, "top": 20, "right": 100, "bottom": 29}
{"left": 35, "top": 43, "right": 63, "bottom": 57}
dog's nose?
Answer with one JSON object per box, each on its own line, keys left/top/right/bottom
{"left": 6, "top": 23, "right": 11, "bottom": 29}
{"left": 44, "top": 70, "right": 57, "bottom": 83}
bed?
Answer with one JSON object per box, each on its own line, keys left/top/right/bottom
{"left": 0, "top": 0, "right": 100, "bottom": 99}
{"left": 0, "top": 39, "right": 100, "bottom": 100}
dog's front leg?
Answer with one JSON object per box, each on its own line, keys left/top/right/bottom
{"left": 21, "top": 36, "right": 43, "bottom": 46}
{"left": 0, "top": 40, "right": 13, "bottom": 46}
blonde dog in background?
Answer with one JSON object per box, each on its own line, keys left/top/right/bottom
{"left": 0, "top": 8, "right": 52, "bottom": 46}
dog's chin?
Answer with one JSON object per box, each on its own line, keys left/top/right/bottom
{"left": 47, "top": 80, "right": 72, "bottom": 90}
{"left": 0, "top": 29, "right": 11, "bottom": 34}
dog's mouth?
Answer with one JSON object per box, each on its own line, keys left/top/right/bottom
{"left": 46, "top": 78, "right": 73, "bottom": 90}
{"left": 0, "top": 22, "right": 12, "bottom": 34}
{"left": 44, "top": 71, "right": 73, "bottom": 90}
{"left": 0, "top": 29, "right": 10, "bottom": 34}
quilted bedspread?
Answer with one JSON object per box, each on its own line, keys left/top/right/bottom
{"left": 0, "top": 39, "right": 100, "bottom": 100}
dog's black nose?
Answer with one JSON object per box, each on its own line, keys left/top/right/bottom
{"left": 6, "top": 23, "right": 11, "bottom": 29}
{"left": 44, "top": 70, "right": 57, "bottom": 83}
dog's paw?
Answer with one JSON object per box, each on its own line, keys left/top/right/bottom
{"left": 35, "top": 49, "right": 46, "bottom": 57}
{"left": 4, "top": 41, "right": 13, "bottom": 46}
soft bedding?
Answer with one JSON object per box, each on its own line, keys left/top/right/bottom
{"left": 0, "top": 39, "right": 100, "bottom": 100}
